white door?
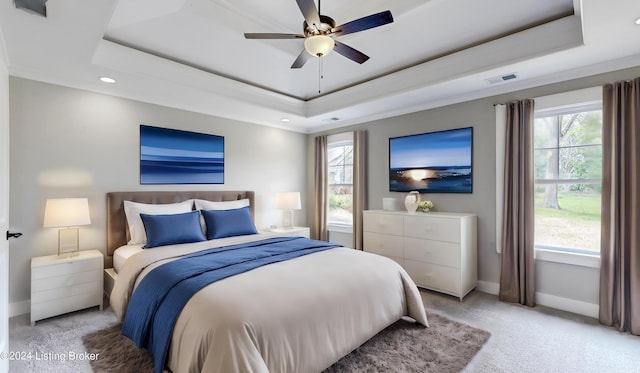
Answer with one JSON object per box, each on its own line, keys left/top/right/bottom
{"left": 0, "top": 109, "right": 7, "bottom": 373}
{"left": 0, "top": 52, "right": 9, "bottom": 373}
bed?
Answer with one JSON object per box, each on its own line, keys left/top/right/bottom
{"left": 107, "top": 190, "right": 428, "bottom": 373}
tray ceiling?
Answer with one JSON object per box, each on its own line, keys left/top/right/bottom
{"left": 1, "top": 0, "right": 639, "bottom": 132}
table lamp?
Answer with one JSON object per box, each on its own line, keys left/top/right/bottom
{"left": 43, "top": 198, "right": 91, "bottom": 256}
{"left": 275, "top": 192, "right": 301, "bottom": 229}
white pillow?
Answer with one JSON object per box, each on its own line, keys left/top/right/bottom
{"left": 194, "top": 198, "right": 250, "bottom": 211}
{"left": 194, "top": 199, "right": 250, "bottom": 233}
{"left": 124, "top": 200, "right": 194, "bottom": 244}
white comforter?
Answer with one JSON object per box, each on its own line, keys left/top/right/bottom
{"left": 111, "top": 234, "right": 428, "bottom": 373}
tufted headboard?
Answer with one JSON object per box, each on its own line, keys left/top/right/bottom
{"left": 105, "top": 191, "right": 255, "bottom": 267}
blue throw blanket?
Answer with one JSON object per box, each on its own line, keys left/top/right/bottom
{"left": 121, "top": 236, "right": 341, "bottom": 373}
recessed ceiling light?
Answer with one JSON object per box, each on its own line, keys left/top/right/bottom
{"left": 99, "top": 76, "right": 116, "bottom": 84}
{"left": 636, "top": 17, "right": 640, "bottom": 25}
{"left": 280, "top": 118, "right": 290, "bottom": 123}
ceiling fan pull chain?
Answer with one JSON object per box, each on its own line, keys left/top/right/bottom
{"left": 318, "top": 58, "right": 322, "bottom": 94}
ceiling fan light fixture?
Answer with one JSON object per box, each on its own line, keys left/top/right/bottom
{"left": 304, "top": 35, "right": 335, "bottom": 57}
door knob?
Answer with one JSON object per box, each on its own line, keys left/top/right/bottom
{"left": 6, "top": 231, "right": 23, "bottom": 240}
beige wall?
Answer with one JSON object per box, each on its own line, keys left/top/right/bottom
{"left": 307, "top": 65, "right": 640, "bottom": 312}
{"left": 8, "top": 78, "right": 307, "bottom": 308}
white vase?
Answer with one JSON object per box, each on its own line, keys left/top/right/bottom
{"left": 404, "top": 191, "right": 420, "bottom": 214}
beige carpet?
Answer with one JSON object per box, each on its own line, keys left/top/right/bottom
{"left": 12, "top": 291, "right": 640, "bottom": 372}
{"left": 82, "top": 312, "right": 490, "bottom": 373}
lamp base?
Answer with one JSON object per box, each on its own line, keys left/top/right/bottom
{"left": 281, "top": 210, "right": 294, "bottom": 229}
{"left": 57, "top": 227, "right": 80, "bottom": 257}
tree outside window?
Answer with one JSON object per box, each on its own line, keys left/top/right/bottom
{"left": 533, "top": 108, "right": 602, "bottom": 253}
{"left": 327, "top": 142, "right": 353, "bottom": 225}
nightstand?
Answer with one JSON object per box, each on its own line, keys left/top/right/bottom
{"left": 264, "top": 226, "right": 310, "bottom": 238}
{"left": 31, "top": 249, "right": 104, "bottom": 325}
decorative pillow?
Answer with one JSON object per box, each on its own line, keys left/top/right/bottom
{"left": 124, "top": 200, "right": 194, "bottom": 244}
{"left": 194, "top": 198, "right": 250, "bottom": 232}
{"left": 201, "top": 206, "right": 258, "bottom": 240}
{"left": 140, "top": 211, "right": 205, "bottom": 248}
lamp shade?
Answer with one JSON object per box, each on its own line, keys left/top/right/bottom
{"left": 275, "top": 192, "right": 302, "bottom": 210}
{"left": 304, "top": 35, "right": 335, "bottom": 57}
{"left": 43, "top": 198, "right": 91, "bottom": 227}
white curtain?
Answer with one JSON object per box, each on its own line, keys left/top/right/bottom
{"left": 495, "top": 104, "right": 506, "bottom": 254}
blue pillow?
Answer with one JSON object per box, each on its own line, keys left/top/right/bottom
{"left": 140, "top": 211, "right": 206, "bottom": 248}
{"left": 201, "top": 206, "right": 258, "bottom": 239}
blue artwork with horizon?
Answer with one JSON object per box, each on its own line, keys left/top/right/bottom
{"left": 140, "top": 125, "right": 224, "bottom": 184}
{"left": 389, "top": 127, "right": 473, "bottom": 193}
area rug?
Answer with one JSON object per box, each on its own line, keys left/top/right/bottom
{"left": 82, "top": 312, "right": 490, "bottom": 373}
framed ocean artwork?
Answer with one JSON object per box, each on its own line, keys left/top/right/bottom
{"left": 140, "top": 125, "right": 224, "bottom": 184}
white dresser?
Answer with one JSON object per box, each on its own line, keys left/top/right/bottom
{"left": 363, "top": 210, "right": 477, "bottom": 300}
{"left": 31, "top": 249, "right": 104, "bottom": 325}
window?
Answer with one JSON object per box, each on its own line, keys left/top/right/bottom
{"left": 533, "top": 104, "right": 602, "bottom": 255}
{"left": 327, "top": 137, "right": 353, "bottom": 226}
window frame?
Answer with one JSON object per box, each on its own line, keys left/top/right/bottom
{"left": 532, "top": 88, "right": 603, "bottom": 267}
{"left": 326, "top": 133, "right": 354, "bottom": 231}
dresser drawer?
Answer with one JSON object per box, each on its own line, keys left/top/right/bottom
{"left": 32, "top": 257, "right": 102, "bottom": 280}
{"left": 404, "top": 260, "right": 461, "bottom": 295}
{"left": 364, "top": 232, "right": 403, "bottom": 258}
{"left": 404, "top": 237, "right": 461, "bottom": 268}
{"left": 363, "top": 212, "right": 403, "bottom": 236}
{"left": 403, "top": 215, "right": 461, "bottom": 243}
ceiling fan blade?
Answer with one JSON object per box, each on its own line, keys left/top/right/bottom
{"left": 333, "top": 41, "right": 370, "bottom": 64}
{"left": 296, "top": 0, "right": 321, "bottom": 28}
{"left": 332, "top": 10, "right": 393, "bottom": 36}
{"left": 244, "top": 33, "right": 305, "bottom": 39}
{"left": 291, "top": 49, "right": 311, "bottom": 69}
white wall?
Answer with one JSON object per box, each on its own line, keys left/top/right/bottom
{"left": 8, "top": 78, "right": 307, "bottom": 310}
{"left": 307, "top": 65, "right": 640, "bottom": 317}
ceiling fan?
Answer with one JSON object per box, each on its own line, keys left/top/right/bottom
{"left": 244, "top": 0, "right": 394, "bottom": 69}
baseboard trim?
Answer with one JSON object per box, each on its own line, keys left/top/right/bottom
{"left": 477, "top": 280, "right": 499, "bottom": 295}
{"left": 536, "top": 292, "right": 599, "bottom": 319}
{"left": 475, "top": 281, "right": 598, "bottom": 319}
{"left": 9, "top": 300, "right": 29, "bottom": 317}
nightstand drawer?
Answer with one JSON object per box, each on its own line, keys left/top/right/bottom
{"left": 32, "top": 270, "right": 99, "bottom": 292}
{"left": 32, "top": 257, "right": 101, "bottom": 280}
{"left": 31, "top": 280, "right": 101, "bottom": 304}
{"left": 30, "top": 293, "right": 102, "bottom": 322}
